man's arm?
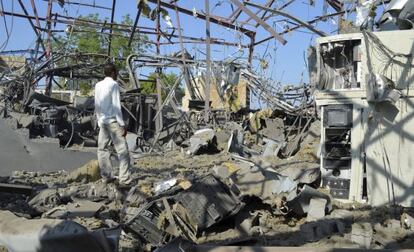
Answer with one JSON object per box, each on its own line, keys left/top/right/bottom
{"left": 94, "top": 84, "right": 99, "bottom": 118}
{"left": 112, "top": 83, "right": 126, "bottom": 134}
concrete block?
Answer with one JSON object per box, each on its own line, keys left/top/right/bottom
{"left": 330, "top": 209, "right": 354, "bottom": 223}
{"left": 306, "top": 198, "right": 327, "bottom": 222}
{"left": 351, "top": 222, "right": 373, "bottom": 248}
{"left": 301, "top": 219, "right": 345, "bottom": 242}
{"left": 262, "top": 138, "right": 282, "bottom": 157}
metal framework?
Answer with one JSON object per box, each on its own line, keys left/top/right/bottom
{"left": 0, "top": 0, "right": 355, "bottom": 132}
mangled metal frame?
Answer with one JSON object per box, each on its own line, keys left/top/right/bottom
{"left": 0, "top": 0, "right": 347, "bottom": 131}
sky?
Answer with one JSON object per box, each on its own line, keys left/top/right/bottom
{"left": 0, "top": 0, "right": 392, "bottom": 101}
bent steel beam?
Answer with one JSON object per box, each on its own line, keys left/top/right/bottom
{"left": 246, "top": 1, "right": 327, "bottom": 37}
{"left": 229, "top": 0, "right": 287, "bottom": 45}
{"left": 146, "top": 0, "right": 254, "bottom": 37}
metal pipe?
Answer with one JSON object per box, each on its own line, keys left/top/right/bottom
{"left": 204, "top": 0, "right": 211, "bottom": 124}
{"left": 45, "top": 0, "right": 53, "bottom": 96}
{"left": 155, "top": 0, "right": 163, "bottom": 133}
{"left": 128, "top": 7, "right": 142, "bottom": 48}
{"left": 29, "top": 0, "right": 41, "bottom": 31}
{"left": 174, "top": 2, "right": 194, "bottom": 99}
{"left": 107, "top": 0, "right": 117, "bottom": 56}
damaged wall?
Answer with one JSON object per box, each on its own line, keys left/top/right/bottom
{"left": 0, "top": 118, "right": 96, "bottom": 176}
{"left": 182, "top": 75, "right": 250, "bottom": 112}
{"left": 0, "top": 56, "right": 26, "bottom": 74}
{"left": 365, "top": 96, "right": 414, "bottom": 207}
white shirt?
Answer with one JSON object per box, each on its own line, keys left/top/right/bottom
{"left": 94, "top": 77, "right": 125, "bottom": 127}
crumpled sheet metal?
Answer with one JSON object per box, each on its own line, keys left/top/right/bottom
{"left": 187, "top": 128, "right": 217, "bottom": 155}
{"left": 284, "top": 185, "right": 332, "bottom": 216}
{"left": 0, "top": 210, "right": 120, "bottom": 252}
{"left": 266, "top": 166, "right": 321, "bottom": 185}
{"left": 228, "top": 163, "right": 297, "bottom": 206}
{"left": 176, "top": 174, "right": 243, "bottom": 232}
{"left": 125, "top": 175, "right": 244, "bottom": 245}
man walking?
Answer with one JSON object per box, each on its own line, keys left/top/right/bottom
{"left": 95, "top": 63, "right": 133, "bottom": 185}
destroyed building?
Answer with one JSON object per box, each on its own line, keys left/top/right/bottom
{"left": 1, "top": 0, "right": 414, "bottom": 251}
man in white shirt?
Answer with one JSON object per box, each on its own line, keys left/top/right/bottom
{"left": 95, "top": 63, "right": 132, "bottom": 185}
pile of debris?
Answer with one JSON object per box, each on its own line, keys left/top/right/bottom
{"left": 1, "top": 109, "right": 413, "bottom": 251}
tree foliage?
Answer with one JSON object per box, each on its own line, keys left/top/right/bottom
{"left": 53, "top": 13, "right": 151, "bottom": 68}
{"left": 141, "top": 72, "right": 185, "bottom": 103}
{"left": 52, "top": 13, "right": 151, "bottom": 93}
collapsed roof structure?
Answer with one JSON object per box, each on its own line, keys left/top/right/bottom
{"left": 1, "top": 0, "right": 414, "bottom": 251}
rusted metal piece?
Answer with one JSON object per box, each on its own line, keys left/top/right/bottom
{"left": 45, "top": 0, "right": 53, "bottom": 56}
{"left": 29, "top": 0, "right": 41, "bottom": 32}
{"left": 248, "top": 36, "right": 255, "bottom": 65}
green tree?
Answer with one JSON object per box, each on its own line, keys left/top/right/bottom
{"left": 54, "top": 13, "right": 150, "bottom": 65}
{"left": 51, "top": 13, "right": 151, "bottom": 92}
{"left": 141, "top": 72, "right": 185, "bottom": 103}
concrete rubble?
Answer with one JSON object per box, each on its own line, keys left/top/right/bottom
{"left": 0, "top": 210, "right": 120, "bottom": 252}
{"left": 0, "top": 111, "right": 413, "bottom": 251}
{"left": 1, "top": 88, "right": 414, "bottom": 251}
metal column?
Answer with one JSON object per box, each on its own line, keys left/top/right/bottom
{"left": 204, "top": 0, "right": 211, "bottom": 124}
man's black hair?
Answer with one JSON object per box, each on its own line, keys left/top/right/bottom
{"left": 104, "top": 63, "right": 117, "bottom": 77}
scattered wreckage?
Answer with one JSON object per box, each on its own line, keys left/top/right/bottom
{"left": 1, "top": 0, "right": 414, "bottom": 251}
{"left": 1, "top": 112, "right": 414, "bottom": 251}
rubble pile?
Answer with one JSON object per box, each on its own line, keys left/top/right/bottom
{"left": 1, "top": 0, "right": 414, "bottom": 251}
{"left": 1, "top": 110, "right": 414, "bottom": 251}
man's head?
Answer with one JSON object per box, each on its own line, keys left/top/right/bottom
{"left": 104, "top": 63, "right": 117, "bottom": 80}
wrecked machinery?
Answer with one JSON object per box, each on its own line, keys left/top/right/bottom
{"left": 313, "top": 27, "right": 414, "bottom": 206}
